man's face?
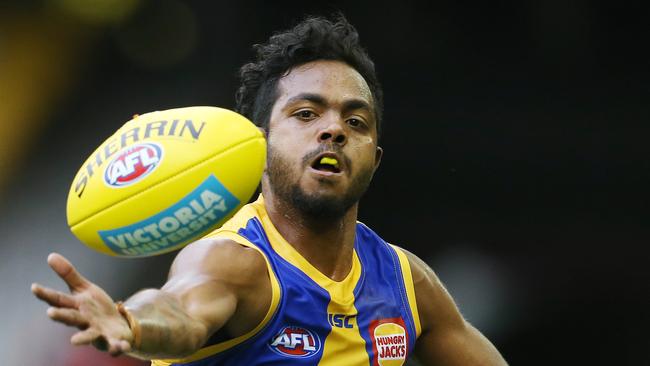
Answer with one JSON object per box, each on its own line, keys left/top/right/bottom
{"left": 264, "top": 60, "right": 382, "bottom": 219}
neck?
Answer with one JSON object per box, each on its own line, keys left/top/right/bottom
{"left": 262, "top": 185, "right": 358, "bottom": 281}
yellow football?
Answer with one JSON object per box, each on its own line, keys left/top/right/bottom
{"left": 66, "top": 106, "right": 266, "bottom": 257}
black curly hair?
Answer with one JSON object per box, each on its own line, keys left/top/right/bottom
{"left": 235, "top": 15, "right": 383, "bottom": 138}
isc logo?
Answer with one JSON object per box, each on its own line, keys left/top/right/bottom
{"left": 104, "top": 142, "right": 163, "bottom": 187}
{"left": 268, "top": 326, "right": 321, "bottom": 358}
{"left": 328, "top": 313, "right": 356, "bottom": 328}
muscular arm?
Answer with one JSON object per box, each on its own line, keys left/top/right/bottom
{"left": 123, "top": 238, "right": 255, "bottom": 359}
{"left": 401, "top": 249, "right": 507, "bottom": 366}
{"left": 32, "top": 237, "right": 270, "bottom": 360}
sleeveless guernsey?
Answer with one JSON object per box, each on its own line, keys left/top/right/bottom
{"left": 152, "top": 196, "right": 421, "bottom": 366}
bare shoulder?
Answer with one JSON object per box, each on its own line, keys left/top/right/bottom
{"left": 158, "top": 237, "right": 272, "bottom": 340}
{"left": 395, "top": 246, "right": 448, "bottom": 301}
{"left": 393, "top": 246, "right": 464, "bottom": 333}
{"left": 168, "top": 236, "right": 268, "bottom": 288}
{"left": 395, "top": 246, "right": 508, "bottom": 365}
{"left": 396, "top": 246, "right": 441, "bottom": 290}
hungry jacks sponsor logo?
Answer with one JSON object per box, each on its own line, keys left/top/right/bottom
{"left": 369, "top": 318, "right": 408, "bottom": 366}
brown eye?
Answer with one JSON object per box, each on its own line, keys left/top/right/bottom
{"left": 295, "top": 110, "right": 316, "bottom": 120}
{"left": 347, "top": 118, "right": 361, "bottom": 127}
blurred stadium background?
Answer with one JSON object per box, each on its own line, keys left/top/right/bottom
{"left": 1, "top": 1, "right": 648, "bottom": 365}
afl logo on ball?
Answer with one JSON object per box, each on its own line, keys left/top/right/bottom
{"left": 104, "top": 142, "right": 163, "bottom": 187}
{"left": 268, "top": 326, "right": 321, "bottom": 358}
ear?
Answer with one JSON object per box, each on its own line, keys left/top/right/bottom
{"left": 373, "top": 146, "right": 383, "bottom": 172}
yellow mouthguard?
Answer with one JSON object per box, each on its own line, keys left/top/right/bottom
{"left": 320, "top": 157, "right": 339, "bottom": 167}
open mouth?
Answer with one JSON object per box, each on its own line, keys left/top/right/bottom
{"left": 311, "top": 154, "right": 342, "bottom": 173}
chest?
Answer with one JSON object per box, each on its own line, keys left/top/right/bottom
{"left": 263, "top": 256, "right": 413, "bottom": 365}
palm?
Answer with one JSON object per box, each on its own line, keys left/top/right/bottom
{"left": 32, "top": 253, "right": 133, "bottom": 355}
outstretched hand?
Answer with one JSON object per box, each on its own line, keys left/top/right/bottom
{"left": 31, "top": 253, "right": 134, "bottom": 356}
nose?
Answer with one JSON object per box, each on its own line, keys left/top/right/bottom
{"left": 318, "top": 118, "right": 347, "bottom": 145}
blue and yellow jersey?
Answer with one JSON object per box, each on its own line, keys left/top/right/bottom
{"left": 153, "top": 196, "right": 421, "bottom": 366}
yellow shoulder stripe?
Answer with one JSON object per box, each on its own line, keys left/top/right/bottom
{"left": 390, "top": 244, "right": 422, "bottom": 338}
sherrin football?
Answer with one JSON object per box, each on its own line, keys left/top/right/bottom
{"left": 66, "top": 106, "right": 266, "bottom": 257}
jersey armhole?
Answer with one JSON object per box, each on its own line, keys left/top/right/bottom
{"left": 152, "top": 230, "right": 281, "bottom": 365}
{"left": 390, "top": 244, "right": 423, "bottom": 338}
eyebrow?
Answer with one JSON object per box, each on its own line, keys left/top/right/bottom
{"left": 284, "top": 92, "right": 374, "bottom": 117}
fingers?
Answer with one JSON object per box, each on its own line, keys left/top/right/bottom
{"left": 47, "top": 253, "right": 89, "bottom": 291}
{"left": 107, "top": 338, "right": 132, "bottom": 356}
{"left": 47, "top": 307, "right": 89, "bottom": 329}
{"left": 31, "top": 283, "right": 77, "bottom": 308}
{"left": 89, "top": 335, "right": 132, "bottom": 356}
{"left": 71, "top": 328, "right": 100, "bottom": 346}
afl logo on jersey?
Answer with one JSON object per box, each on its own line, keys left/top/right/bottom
{"left": 104, "top": 142, "right": 163, "bottom": 187}
{"left": 369, "top": 318, "right": 409, "bottom": 366}
{"left": 268, "top": 326, "right": 321, "bottom": 358}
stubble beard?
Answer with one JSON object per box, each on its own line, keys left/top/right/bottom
{"left": 266, "top": 144, "right": 375, "bottom": 221}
